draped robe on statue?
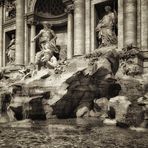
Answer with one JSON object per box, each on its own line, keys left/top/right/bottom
{"left": 96, "top": 11, "right": 117, "bottom": 48}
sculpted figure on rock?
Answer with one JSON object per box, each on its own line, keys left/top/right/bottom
{"left": 32, "top": 23, "right": 59, "bottom": 70}
{"left": 96, "top": 6, "right": 117, "bottom": 48}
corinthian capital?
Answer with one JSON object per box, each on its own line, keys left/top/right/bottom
{"left": 65, "top": 4, "right": 74, "bottom": 13}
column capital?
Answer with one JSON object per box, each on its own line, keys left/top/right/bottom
{"left": 65, "top": 4, "right": 74, "bottom": 13}
{"left": 27, "top": 17, "right": 37, "bottom": 25}
{"left": 27, "top": 20, "right": 37, "bottom": 26}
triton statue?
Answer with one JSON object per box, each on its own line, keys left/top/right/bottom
{"left": 32, "top": 23, "right": 59, "bottom": 70}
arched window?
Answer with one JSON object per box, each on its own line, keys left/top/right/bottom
{"left": 35, "top": 0, "right": 65, "bottom": 18}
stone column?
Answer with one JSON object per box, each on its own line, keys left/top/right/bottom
{"left": 137, "top": 0, "right": 141, "bottom": 48}
{"left": 74, "top": 0, "right": 85, "bottom": 56}
{"left": 15, "top": 0, "right": 25, "bottom": 65}
{"left": 141, "top": 0, "right": 148, "bottom": 51}
{"left": 30, "top": 23, "right": 36, "bottom": 63}
{"left": 91, "top": 3, "right": 96, "bottom": 52}
{"left": 0, "top": 2, "right": 3, "bottom": 67}
{"left": 85, "top": 0, "right": 91, "bottom": 54}
{"left": 24, "top": 19, "right": 29, "bottom": 65}
{"left": 124, "top": 0, "right": 143, "bottom": 74}
{"left": 66, "top": 4, "right": 74, "bottom": 59}
{"left": 123, "top": 0, "right": 137, "bottom": 46}
{"left": 118, "top": 0, "right": 124, "bottom": 50}
{"left": 24, "top": 0, "right": 29, "bottom": 65}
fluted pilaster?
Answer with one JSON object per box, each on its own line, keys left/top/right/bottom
{"left": 0, "top": 2, "right": 3, "bottom": 67}
{"left": 30, "top": 23, "right": 36, "bottom": 63}
{"left": 66, "top": 4, "right": 74, "bottom": 59}
{"left": 141, "top": 0, "right": 148, "bottom": 51}
{"left": 118, "top": 0, "right": 124, "bottom": 49}
{"left": 15, "top": 0, "right": 24, "bottom": 65}
{"left": 74, "top": 0, "right": 85, "bottom": 56}
{"left": 124, "top": 0, "right": 137, "bottom": 46}
{"left": 85, "top": 0, "right": 91, "bottom": 54}
{"left": 24, "top": 0, "right": 29, "bottom": 65}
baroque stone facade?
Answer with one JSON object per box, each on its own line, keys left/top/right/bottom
{"left": 0, "top": 0, "right": 148, "bottom": 73}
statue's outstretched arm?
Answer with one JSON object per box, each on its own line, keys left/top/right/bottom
{"left": 32, "top": 30, "right": 42, "bottom": 42}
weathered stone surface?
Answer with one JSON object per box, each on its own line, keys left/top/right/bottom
{"left": 108, "top": 96, "right": 146, "bottom": 128}
{"left": 137, "top": 92, "right": 148, "bottom": 128}
{"left": 7, "top": 95, "right": 46, "bottom": 121}
{"left": 125, "top": 103, "right": 144, "bottom": 127}
{"left": 84, "top": 47, "right": 119, "bottom": 77}
{"left": 76, "top": 106, "right": 90, "bottom": 118}
{"left": 0, "top": 47, "right": 121, "bottom": 120}
{"left": 42, "top": 99, "right": 54, "bottom": 119}
{"left": 119, "top": 45, "right": 143, "bottom": 76}
{"left": 0, "top": 113, "right": 10, "bottom": 123}
{"left": 93, "top": 97, "right": 109, "bottom": 119}
{"left": 103, "top": 119, "right": 117, "bottom": 126}
{"left": 109, "top": 96, "right": 131, "bottom": 126}
{"left": 117, "top": 76, "right": 144, "bottom": 101}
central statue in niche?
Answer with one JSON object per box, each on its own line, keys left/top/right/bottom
{"left": 32, "top": 23, "right": 59, "bottom": 70}
{"left": 96, "top": 6, "right": 117, "bottom": 48}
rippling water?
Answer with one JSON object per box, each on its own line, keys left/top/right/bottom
{"left": 0, "top": 118, "right": 148, "bottom": 148}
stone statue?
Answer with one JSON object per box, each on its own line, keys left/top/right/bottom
{"left": 96, "top": 6, "right": 117, "bottom": 48}
{"left": 5, "top": 0, "right": 16, "bottom": 19}
{"left": 32, "top": 23, "right": 59, "bottom": 70}
{"left": 7, "top": 34, "right": 15, "bottom": 64}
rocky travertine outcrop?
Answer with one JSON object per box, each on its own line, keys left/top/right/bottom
{"left": 109, "top": 96, "right": 131, "bottom": 125}
{"left": 0, "top": 46, "right": 120, "bottom": 121}
{"left": 0, "top": 45, "right": 147, "bottom": 130}
{"left": 119, "top": 44, "right": 143, "bottom": 76}
{"left": 91, "top": 97, "right": 109, "bottom": 118}
{"left": 137, "top": 91, "right": 148, "bottom": 128}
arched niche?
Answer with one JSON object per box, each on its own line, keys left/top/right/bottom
{"left": 28, "top": 0, "right": 68, "bottom": 60}
{"left": 29, "top": 0, "right": 67, "bottom": 25}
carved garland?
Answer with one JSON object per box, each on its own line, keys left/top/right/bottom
{"left": 119, "top": 44, "right": 142, "bottom": 76}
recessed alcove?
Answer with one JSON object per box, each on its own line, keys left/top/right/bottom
{"left": 5, "top": 30, "right": 16, "bottom": 64}
{"left": 33, "top": 0, "right": 68, "bottom": 59}
{"left": 96, "top": 0, "right": 118, "bottom": 48}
